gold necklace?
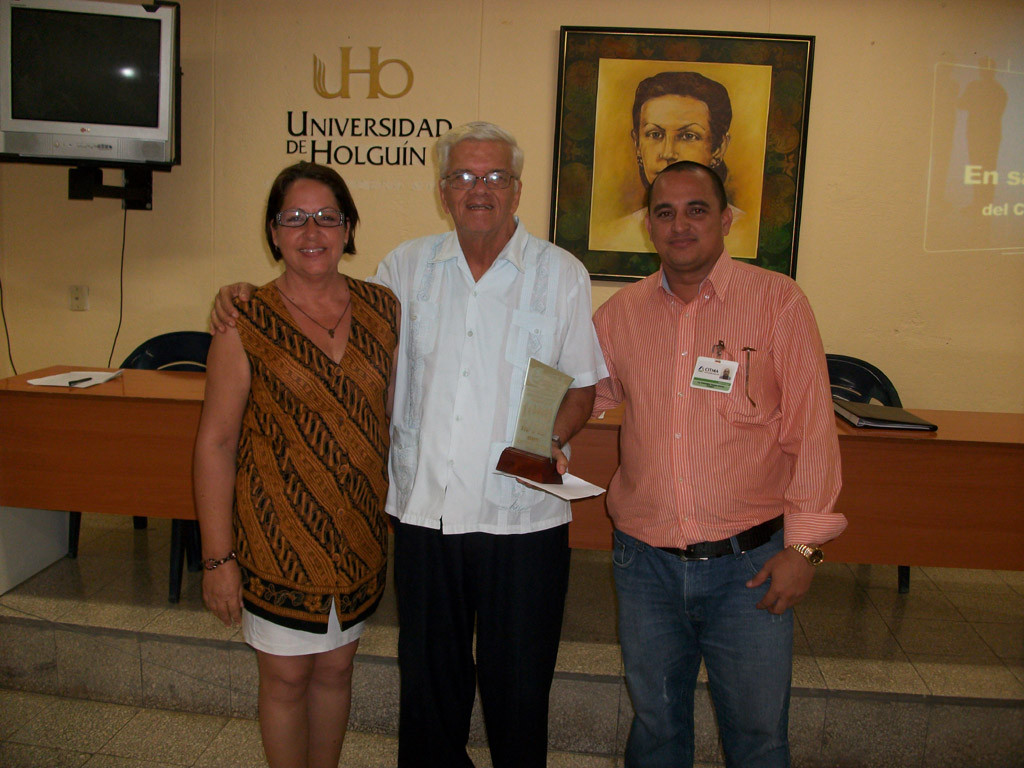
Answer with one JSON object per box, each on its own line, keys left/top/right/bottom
{"left": 277, "top": 285, "right": 351, "bottom": 338}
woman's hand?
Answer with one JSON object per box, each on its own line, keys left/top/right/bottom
{"left": 202, "top": 561, "right": 243, "bottom": 627}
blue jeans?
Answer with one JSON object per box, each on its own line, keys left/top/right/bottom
{"left": 613, "top": 528, "right": 792, "bottom": 768}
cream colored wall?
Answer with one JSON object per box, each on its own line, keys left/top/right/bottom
{"left": 0, "top": 0, "right": 1021, "bottom": 411}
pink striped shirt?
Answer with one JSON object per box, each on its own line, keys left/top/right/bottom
{"left": 593, "top": 253, "right": 846, "bottom": 548}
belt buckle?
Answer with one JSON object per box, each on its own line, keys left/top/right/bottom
{"left": 677, "top": 547, "right": 710, "bottom": 562}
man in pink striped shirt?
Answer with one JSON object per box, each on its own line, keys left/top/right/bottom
{"left": 593, "top": 160, "right": 846, "bottom": 768}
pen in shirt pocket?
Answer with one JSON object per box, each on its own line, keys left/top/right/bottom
{"left": 741, "top": 347, "right": 757, "bottom": 408}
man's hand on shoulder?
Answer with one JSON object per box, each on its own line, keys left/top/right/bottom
{"left": 210, "top": 282, "right": 256, "bottom": 334}
{"left": 746, "top": 546, "right": 815, "bottom": 614}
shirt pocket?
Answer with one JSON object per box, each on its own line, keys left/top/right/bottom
{"left": 712, "top": 353, "right": 781, "bottom": 427}
{"left": 504, "top": 309, "right": 557, "bottom": 368}
{"left": 407, "top": 301, "right": 439, "bottom": 360}
{"left": 389, "top": 424, "right": 418, "bottom": 501}
{"left": 485, "top": 441, "right": 545, "bottom": 510}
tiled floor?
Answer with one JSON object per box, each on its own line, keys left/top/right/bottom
{"left": 1, "top": 514, "right": 1022, "bottom": 766}
{"left": 0, "top": 690, "right": 641, "bottom": 768}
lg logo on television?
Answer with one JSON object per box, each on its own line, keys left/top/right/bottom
{"left": 313, "top": 47, "right": 413, "bottom": 99}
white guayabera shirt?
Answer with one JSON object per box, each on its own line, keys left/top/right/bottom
{"left": 372, "top": 220, "right": 607, "bottom": 535}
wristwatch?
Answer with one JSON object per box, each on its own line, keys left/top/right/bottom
{"left": 790, "top": 544, "right": 824, "bottom": 566}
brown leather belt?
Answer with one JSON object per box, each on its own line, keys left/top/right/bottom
{"left": 658, "top": 515, "right": 783, "bottom": 560}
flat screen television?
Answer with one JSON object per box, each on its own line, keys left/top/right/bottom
{"left": 0, "top": 0, "right": 180, "bottom": 169}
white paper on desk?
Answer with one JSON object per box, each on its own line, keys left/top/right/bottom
{"left": 27, "top": 370, "right": 123, "bottom": 388}
{"left": 494, "top": 469, "right": 606, "bottom": 501}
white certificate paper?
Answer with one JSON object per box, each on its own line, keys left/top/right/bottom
{"left": 494, "top": 469, "right": 606, "bottom": 501}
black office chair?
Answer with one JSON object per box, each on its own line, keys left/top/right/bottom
{"left": 67, "top": 331, "right": 211, "bottom": 603}
{"left": 121, "top": 330, "right": 212, "bottom": 373}
{"left": 825, "top": 354, "right": 910, "bottom": 593}
{"left": 826, "top": 354, "right": 902, "bottom": 408}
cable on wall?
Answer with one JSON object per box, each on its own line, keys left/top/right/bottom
{"left": 106, "top": 207, "right": 128, "bottom": 367}
{"left": 0, "top": 271, "right": 15, "bottom": 375}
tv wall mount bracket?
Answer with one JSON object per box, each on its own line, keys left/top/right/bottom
{"left": 67, "top": 166, "right": 153, "bottom": 210}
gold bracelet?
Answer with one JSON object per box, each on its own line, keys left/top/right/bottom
{"left": 202, "top": 551, "right": 237, "bottom": 571}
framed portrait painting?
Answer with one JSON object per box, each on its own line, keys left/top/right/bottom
{"left": 550, "top": 27, "right": 814, "bottom": 280}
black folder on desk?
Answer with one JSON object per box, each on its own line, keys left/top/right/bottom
{"left": 832, "top": 399, "right": 938, "bottom": 431}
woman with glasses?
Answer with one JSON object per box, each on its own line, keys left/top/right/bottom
{"left": 193, "top": 161, "right": 399, "bottom": 768}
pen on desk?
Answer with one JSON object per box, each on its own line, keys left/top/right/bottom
{"left": 67, "top": 377, "right": 91, "bottom": 387}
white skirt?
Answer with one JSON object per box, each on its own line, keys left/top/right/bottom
{"left": 242, "top": 601, "right": 364, "bottom": 656}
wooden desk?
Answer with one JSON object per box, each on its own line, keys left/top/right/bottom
{"left": 0, "top": 366, "right": 204, "bottom": 521}
{"left": 0, "top": 366, "right": 204, "bottom": 599}
{"left": 3, "top": 367, "right": 1022, "bottom": 576}
{"left": 567, "top": 407, "right": 1024, "bottom": 571}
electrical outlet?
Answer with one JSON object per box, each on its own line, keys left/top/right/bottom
{"left": 69, "top": 285, "right": 89, "bottom": 311}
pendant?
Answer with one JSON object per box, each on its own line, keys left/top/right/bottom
{"left": 328, "top": 329, "right": 335, "bottom": 338}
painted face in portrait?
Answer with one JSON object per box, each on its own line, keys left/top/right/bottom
{"left": 271, "top": 178, "right": 350, "bottom": 278}
{"left": 632, "top": 95, "right": 730, "bottom": 186}
{"left": 439, "top": 139, "right": 521, "bottom": 241}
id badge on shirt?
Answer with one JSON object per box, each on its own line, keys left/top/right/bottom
{"left": 690, "top": 356, "right": 738, "bottom": 393}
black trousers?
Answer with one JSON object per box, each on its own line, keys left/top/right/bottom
{"left": 393, "top": 519, "right": 571, "bottom": 768}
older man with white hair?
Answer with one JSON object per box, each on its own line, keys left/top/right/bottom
{"left": 377, "top": 121, "right": 605, "bottom": 767}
